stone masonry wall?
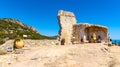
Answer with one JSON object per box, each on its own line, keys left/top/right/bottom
{"left": 57, "top": 10, "right": 108, "bottom": 45}
{"left": 72, "top": 24, "right": 108, "bottom": 43}
{"left": 57, "top": 10, "right": 76, "bottom": 45}
{"left": 72, "top": 24, "right": 88, "bottom": 43}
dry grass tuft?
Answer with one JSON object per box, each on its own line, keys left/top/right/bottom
{"left": 0, "top": 50, "right": 7, "bottom": 55}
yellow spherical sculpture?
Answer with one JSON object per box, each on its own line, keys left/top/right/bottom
{"left": 14, "top": 38, "right": 24, "bottom": 49}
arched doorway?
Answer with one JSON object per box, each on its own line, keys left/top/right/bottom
{"left": 85, "top": 26, "right": 107, "bottom": 43}
{"left": 61, "top": 39, "right": 65, "bottom": 45}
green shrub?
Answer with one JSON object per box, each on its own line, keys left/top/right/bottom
{"left": 0, "top": 38, "right": 4, "bottom": 44}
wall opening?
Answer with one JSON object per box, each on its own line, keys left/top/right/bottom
{"left": 61, "top": 39, "right": 65, "bottom": 45}
{"left": 85, "top": 26, "right": 107, "bottom": 43}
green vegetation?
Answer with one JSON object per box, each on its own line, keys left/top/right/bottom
{"left": 0, "top": 18, "right": 54, "bottom": 44}
{"left": 0, "top": 38, "right": 5, "bottom": 44}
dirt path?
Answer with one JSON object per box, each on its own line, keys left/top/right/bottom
{"left": 109, "top": 46, "right": 120, "bottom": 67}
{"left": 1, "top": 43, "right": 120, "bottom": 67}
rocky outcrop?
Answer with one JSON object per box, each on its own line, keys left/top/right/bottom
{"left": 0, "top": 18, "right": 51, "bottom": 43}
{"left": 0, "top": 18, "right": 37, "bottom": 32}
{"left": 1, "top": 18, "right": 25, "bottom": 27}
{"left": 0, "top": 40, "right": 58, "bottom": 51}
{"left": 57, "top": 10, "right": 76, "bottom": 45}
{"left": 1, "top": 43, "right": 120, "bottom": 67}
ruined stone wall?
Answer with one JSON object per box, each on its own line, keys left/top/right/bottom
{"left": 72, "top": 24, "right": 87, "bottom": 43}
{"left": 85, "top": 26, "right": 108, "bottom": 42}
{"left": 57, "top": 10, "right": 108, "bottom": 44}
{"left": 72, "top": 24, "right": 108, "bottom": 43}
{"left": 57, "top": 10, "right": 76, "bottom": 45}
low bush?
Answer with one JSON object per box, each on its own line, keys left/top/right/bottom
{"left": 0, "top": 38, "right": 4, "bottom": 44}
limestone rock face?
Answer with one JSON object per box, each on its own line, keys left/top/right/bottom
{"left": 57, "top": 10, "right": 76, "bottom": 45}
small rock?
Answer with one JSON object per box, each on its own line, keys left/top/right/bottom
{"left": 15, "top": 49, "right": 24, "bottom": 54}
{"left": 7, "top": 47, "right": 13, "bottom": 52}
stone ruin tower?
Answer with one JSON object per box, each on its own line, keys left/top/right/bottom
{"left": 57, "top": 10, "right": 76, "bottom": 45}
{"left": 57, "top": 10, "right": 109, "bottom": 45}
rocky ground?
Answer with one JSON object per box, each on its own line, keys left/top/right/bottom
{"left": 0, "top": 40, "right": 120, "bottom": 67}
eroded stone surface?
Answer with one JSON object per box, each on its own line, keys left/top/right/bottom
{"left": 1, "top": 43, "right": 120, "bottom": 67}
{"left": 57, "top": 10, "right": 108, "bottom": 45}
{"left": 57, "top": 10, "right": 76, "bottom": 45}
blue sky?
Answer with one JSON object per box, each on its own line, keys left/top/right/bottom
{"left": 0, "top": 0, "right": 120, "bottom": 39}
